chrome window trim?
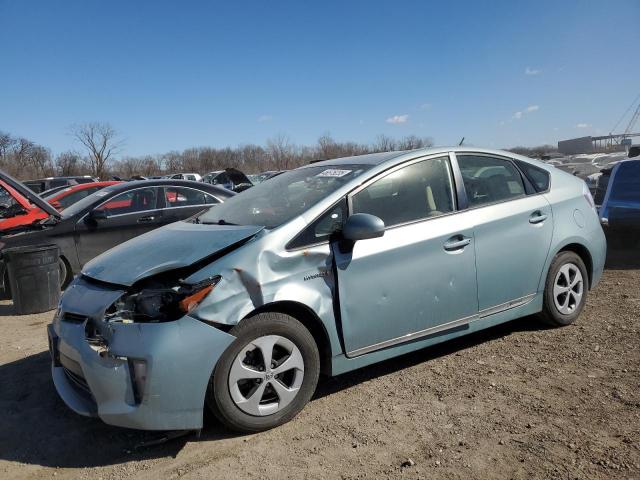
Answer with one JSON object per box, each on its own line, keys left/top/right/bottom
{"left": 347, "top": 293, "right": 537, "bottom": 357}
{"left": 286, "top": 152, "right": 457, "bottom": 250}
{"left": 161, "top": 204, "right": 215, "bottom": 211}
{"left": 455, "top": 152, "right": 551, "bottom": 210}
{"left": 162, "top": 185, "right": 222, "bottom": 209}
{"left": 285, "top": 150, "right": 551, "bottom": 250}
{"left": 77, "top": 186, "right": 161, "bottom": 223}
{"left": 347, "top": 154, "right": 457, "bottom": 228}
{"left": 454, "top": 152, "right": 531, "bottom": 210}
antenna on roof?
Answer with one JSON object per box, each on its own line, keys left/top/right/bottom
{"left": 458, "top": 137, "right": 465, "bottom": 146}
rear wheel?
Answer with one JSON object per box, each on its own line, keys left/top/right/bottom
{"left": 538, "top": 251, "right": 588, "bottom": 326}
{"left": 206, "top": 312, "right": 320, "bottom": 432}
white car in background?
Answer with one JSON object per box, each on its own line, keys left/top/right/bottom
{"left": 169, "top": 173, "right": 203, "bottom": 182}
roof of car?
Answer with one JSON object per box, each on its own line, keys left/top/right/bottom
{"left": 102, "top": 179, "right": 234, "bottom": 197}
{"left": 301, "top": 147, "right": 547, "bottom": 170}
{"left": 44, "top": 181, "right": 121, "bottom": 198}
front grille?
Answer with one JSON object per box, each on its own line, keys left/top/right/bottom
{"left": 63, "top": 312, "right": 88, "bottom": 323}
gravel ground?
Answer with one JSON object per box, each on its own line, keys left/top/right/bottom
{"left": 0, "top": 268, "right": 638, "bottom": 480}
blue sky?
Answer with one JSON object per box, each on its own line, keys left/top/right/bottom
{"left": 1, "top": 0, "right": 639, "bottom": 157}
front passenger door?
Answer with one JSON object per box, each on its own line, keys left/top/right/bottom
{"left": 333, "top": 155, "right": 479, "bottom": 356}
{"left": 74, "top": 187, "right": 162, "bottom": 266}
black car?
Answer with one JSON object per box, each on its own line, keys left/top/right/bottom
{"left": 24, "top": 176, "right": 97, "bottom": 193}
{"left": 0, "top": 178, "right": 234, "bottom": 289}
{"left": 202, "top": 168, "right": 253, "bottom": 192}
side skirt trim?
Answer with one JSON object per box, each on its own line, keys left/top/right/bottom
{"left": 346, "top": 293, "right": 536, "bottom": 358}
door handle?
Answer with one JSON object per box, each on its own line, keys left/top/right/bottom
{"left": 529, "top": 211, "right": 548, "bottom": 224}
{"left": 137, "top": 216, "right": 155, "bottom": 223}
{"left": 443, "top": 236, "right": 471, "bottom": 251}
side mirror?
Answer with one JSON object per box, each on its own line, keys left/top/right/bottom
{"left": 89, "top": 209, "right": 108, "bottom": 221}
{"left": 342, "top": 213, "right": 385, "bottom": 241}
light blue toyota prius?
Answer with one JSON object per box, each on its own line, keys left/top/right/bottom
{"left": 48, "top": 147, "right": 606, "bottom": 432}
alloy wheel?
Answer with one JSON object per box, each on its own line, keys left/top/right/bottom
{"left": 553, "top": 263, "right": 584, "bottom": 315}
{"left": 228, "top": 335, "right": 304, "bottom": 416}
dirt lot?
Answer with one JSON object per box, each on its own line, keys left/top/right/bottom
{"left": 0, "top": 268, "right": 638, "bottom": 480}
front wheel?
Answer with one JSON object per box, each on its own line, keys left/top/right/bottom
{"left": 206, "top": 312, "right": 320, "bottom": 432}
{"left": 538, "top": 251, "right": 588, "bottom": 327}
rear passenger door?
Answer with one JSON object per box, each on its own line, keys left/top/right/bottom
{"left": 159, "top": 186, "right": 220, "bottom": 226}
{"left": 455, "top": 153, "right": 553, "bottom": 312}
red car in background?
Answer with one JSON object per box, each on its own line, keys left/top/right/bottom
{"left": 42, "top": 181, "right": 121, "bottom": 211}
{"left": 0, "top": 180, "right": 121, "bottom": 232}
{"left": 0, "top": 178, "right": 50, "bottom": 231}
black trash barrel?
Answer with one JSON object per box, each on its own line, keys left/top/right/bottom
{"left": 4, "top": 244, "right": 61, "bottom": 315}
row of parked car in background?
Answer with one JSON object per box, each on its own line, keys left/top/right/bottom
{"left": 539, "top": 146, "right": 640, "bottom": 254}
{"left": 0, "top": 167, "right": 287, "bottom": 295}
{"left": 0, "top": 150, "right": 637, "bottom": 298}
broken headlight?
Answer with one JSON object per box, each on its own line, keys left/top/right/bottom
{"left": 105, "top": 275, "right": 221, "bottom": 323}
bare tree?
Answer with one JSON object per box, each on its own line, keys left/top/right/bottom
{"left": 56, "top": 151, "right": 87, "bottom": 176}
{"left": 267, "top": 134, "right": 295, "bottom": 170}
{"left": 397, "top": 135, "right": 434, "bottom": 150}
{"left": 0, "top": 131, "right": 13, "bottom": 158}
{"left": 373, "top": 134, "right": 396, "bottom": 152}
{"left": 71, "top": 122, "right": 122, "bottom": 178}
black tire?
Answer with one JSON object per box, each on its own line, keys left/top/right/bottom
{"left": 0, "top": 270, "right": 11, "bottom": 300}
{"left": 538, "top": 251, "right": 588, "bottom": 327}
{"left": 59, "top": 256, "right": 72, "bottom": 290}
{"left": 206, "top": 312, "right": 320, "bottom": 432}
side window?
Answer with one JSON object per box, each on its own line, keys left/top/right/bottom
{"left": 165, "top": 187, "right": 216, "bottom": 207}
{"left": 288, "top": 199, "right": 347, "bottom": 249}
{"left": 56, "top": 187, "right": 98, "bottom": 210}
{"left": 515, "top": 160, "right": 550, "bottom": 192}
{"left": 205, "top": 193, "right": 220, "bottom": 204}
{"left": 351, "top": 156, "right": 454, "bottom": 228}
{"left": 610, "top": 162, "right": 640, "bottom": 202}
{"left": 96, "top": 188, "right": 158, "bottom": 216}
{"left": 457, "top": 155, "right": 525, "bottom": 207}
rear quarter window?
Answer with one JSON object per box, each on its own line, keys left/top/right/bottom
{"left": 515, "top": 160, "right": 550, "bottom": 192}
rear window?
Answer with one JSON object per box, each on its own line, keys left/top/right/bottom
{"left": 515, "top": 160, "right": 550, "bottom": 192}
{"left": 610, "top": 162, "right": 640, "bottom": 202}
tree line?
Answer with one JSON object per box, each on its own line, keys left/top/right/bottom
{"left": 0, "top": 122, "right": 557, "bottom": 181}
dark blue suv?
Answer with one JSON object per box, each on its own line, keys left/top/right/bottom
{"left": 598, "top": 159, "right": 640, "bottom": 251}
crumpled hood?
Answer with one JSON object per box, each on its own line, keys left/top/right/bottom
{"left": 82, "top": 221, "right": 264, "bottom": 286}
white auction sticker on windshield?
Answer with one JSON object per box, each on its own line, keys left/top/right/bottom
{"left": 316, "top": 169, "right": 352, "bottom": 178}
{"left": 95, "top": 191, "right": 109, "bottom": 197}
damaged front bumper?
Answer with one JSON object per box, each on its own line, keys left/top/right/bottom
{"left": 48, "top": 276, "right": 235, "bottom": 430}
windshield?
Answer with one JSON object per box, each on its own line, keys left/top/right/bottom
{"left": 61, "top": 185, "right": 120, "bottom": 218}
{"left": 197, "top": 164, "right": 372, "bottom": 228}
